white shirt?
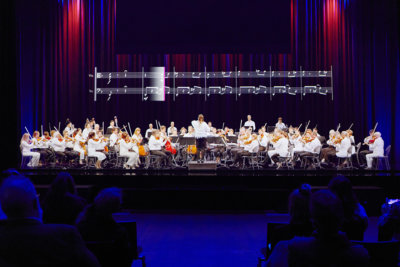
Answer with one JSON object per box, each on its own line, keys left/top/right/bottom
{"left": 244, "top": 139, "right": 259, "bottom": 153}
{"left": 244, "top": 120, "right": 256, "bottom": 131}
{"left": 109, "top": 133, "right": 118, "bottom": 147}
{"left": 119, "top": 139, "right": 134, "bottom": 155}
{"left": 191, "top": 120, "right": 210, "bottom": 138}
{"left": 275, "top": 122, "right": 286, "bottom": 130}
{"left": 88, "top": 139, "right": 101, "bottom": 155}
{"left": 82, "top": 128, "right": 92, "bottom": 139}
{"left": 64, "top": 127, "right": 74, "bottom": 136}
{"left": 148, "top": 136, "right": 167, "bottom": 151}
{"left": 336, "top": 137, "right": 351, "bottom": 157}
{"left": 304, "top": 138, "right": 321, "bottom": 153}
{"left": 73, "top": 135, "right": 85, "bottom": 151}
{"left": 145, "top": 129, "right": 154, "bottom": 138}
{"left": 258, "top": 134, "right": 268, "bottom": 147}
{"left": 183, "top": 133, "right": 194, "bottom": 137}
{"left": 370, "top": 137, "right": 384, "bottom": 156}
{"left": 50, "top": 138, "right": 66, "bottom": 152}
{"left": 20, "top": 140, "right": 34, "bottom": 154}
{"left": 167, "top": 127, "right": 177, "bottom": 136}
{"left": 273, "top": 138, "right": 289, "bottom": 157}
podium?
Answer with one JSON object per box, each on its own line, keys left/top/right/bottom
{"left": 187, "top": 160, "right": 217, "bottom": 171}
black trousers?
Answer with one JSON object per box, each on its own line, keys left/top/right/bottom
{"left": 359, "top": 150, "right": 372, "bottom": 166}
{"left": 235, "top": 150, "right": 251, "bottom": 164}
{"left": 151, "top": 149, "right": 172, "bottom": 166}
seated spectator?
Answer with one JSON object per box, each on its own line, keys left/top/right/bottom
{"left": 378, "top": 200, "right": 400, "bottom": 241}
{"left": 0, "top": 175, "right": 99, "bottom": 266}
{"left": 76, "top": 187, "right": 134, "bottom": 267}
{"left": 329, "top": 175, "right": 368, "bottom": 240}
{"left": 266, "top": 190, "right": 369, "bottom": 267}
{"left": 42, "top": 172, "right": 87, "bottom": 225}
{"left": 270, "top": 184, "right": 314, "bottom": 249}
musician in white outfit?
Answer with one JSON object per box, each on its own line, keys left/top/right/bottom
{"left": 366, "top": 132, "right": 384, "bottom": 169}
{"left": 191, "top": 114, "right": 211, "bottom": 163}
{"left": 20, "top": 133, "right": 40, "bottom": 167}
{"left": 82, "top": 123, "right": 92, "bottom": 140}
{"left": 268, "top": 132, "right": 289, "bottom": 166}
{"left": 87, "top": 132, "right": 106, "bottom": 169}
{"left": 167, "top": 122, "right": 177, "bottom": 136}
{"left": 119, "top": 132, "right": 139, "bottom": 169}
{"left": 73, "top": 129, "right": 86, "bottom": 164}
{"left": 109, "top": 128, "right": 119, "bottom": 148}
{"left": 244, "top": 115, "right": 256, "bottom": 131}
{"left": 336, "top": 131, "right": 351, "bottom": 158}
{"left": 275, "top": 117, "right": 287, "bottom": 131}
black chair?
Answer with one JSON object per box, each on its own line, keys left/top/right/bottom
{"left": 351, "top": 240, "right": 400, "bottom": 267}
{"left": 258, "top": 222, "right": 289, "bottom": 267}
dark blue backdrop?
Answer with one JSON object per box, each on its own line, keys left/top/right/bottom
{"left": 14, "top": 0, "right": 400, "bottom": 168}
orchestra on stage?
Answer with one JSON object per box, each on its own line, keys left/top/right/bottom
{"left": 19, "top": 115, "right": 388, "bottom": 170}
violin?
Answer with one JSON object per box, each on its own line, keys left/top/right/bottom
{"left": 368, "top": 136, "right": 377, "bottom": 144}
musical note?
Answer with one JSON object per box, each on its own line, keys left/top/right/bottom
{"left": 192, "top": 72, "right": 201, "bottom": 78}
{"left": 143, "top": 87, "right": 149, "bottom": 101}
{"left": 318, "top": 71, "right": 328, "bottom": 77}
{"left": 107, "top": 73, "right": 112, "bottom": 85}
{"left": 288, "top": 71, "right": 297, "bottom": 78}
{"left": 225, "top": 86, "right": 233, "bottom": 94}
{"left": 124, "top": 70, "right": 127, "bottom": 77}
{"left": 222, "top": 71, "right": 232, "bottom": 78}
{"left": 256, "top": 70, "right": 267, "bottom": 76}
{"left": 271, "top": 71, "right": 275, "bottom": 77}
{"left": 193, "top": 86, "right": 202, "bottom": 94}
{"left": 259, "top": 85, "right": 268, "bottom": 94}
{"left": 273, "top": 86, "right": 286, "bottom": 96}
{"left": 288, "top": 85, "right": 298, "bottom": 95}
{"left": 317, "top": 85, "right": 328, "bottom": 95}
{"left": 107, "top": 91, "right": 112, "bottom": 101}
{"left": 303, "top": 86, "right": 318, "bottom": 96}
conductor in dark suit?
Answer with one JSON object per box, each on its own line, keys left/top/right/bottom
{"left": 0, "top": 175, "right": 100, "bottom": 267}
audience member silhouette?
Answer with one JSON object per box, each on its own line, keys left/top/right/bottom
{"left": 76, "top": 187, "right": 134, "bottom": 267}
{"left": 0, "top": 175, "right": 100, "bottom": 266}
{"left": 266, "top": 190, "right": 369, "bottom": 267}
{"left": 378, "top": 200, "right": 400, "bottom": 241}
{"left": 329, "top": 175, "right": 368, "bottom": 240}
{"left": 270, "top": 184, "right": 314, "bottom": 249}
{"left": 42, "top": 172, "right": 87, "bottom": 225}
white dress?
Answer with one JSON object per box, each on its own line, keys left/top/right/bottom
{"left": 119, "top": 139, "right": 139, "bottom": 167}
{"left": 20, "top": 141, "right": 40, "bottom": 167}
{"left": 87, "top": 139, "right": 106, "bottom": 161}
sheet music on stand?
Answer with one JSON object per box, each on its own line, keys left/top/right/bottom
{"left": 178, "top": 137, "right": 196, "bottom": 146}
{"left": 90, "top": 66, "right": 334, "bottom": 102}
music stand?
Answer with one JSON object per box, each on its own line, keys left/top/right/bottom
{"left": 227, "top": 135, "right": 238, "bottom": 144}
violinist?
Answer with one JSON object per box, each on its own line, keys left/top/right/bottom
{"left": 192, "top": 114, "right": 211, "bottom": 163}
{"left": 73, "top": 129, "right": 86, "bottom": 165}
{"left": 258, "top": 129, "right": 268, "bottom": 152}
{"left": 64, "top": 122, "right": 74, "bottom": 137}
{"left": 20, "top": 133, "right": 41, "bottom": 167}
{"left": 231, "top": 133, "right": 259, "bottom": 167}
{"left": 184, "top": 126, "right": 195, "bottom": 137}
{"left": 180, "top": 127, "right": 187, "bottom": 136}
{"left": 132, "top": 128, "right": 143, "bottom": 160}
{"left": 50, "top": 133, "right": 68, "bottom": 164}
{"left": 290, "top": 128, "right": 304, "bottom": 155}
{"left": 335, "top": 131, "right": 352, "bottom": 167}
{"left": 365, "top": 132, "right": 384, "bottom": 169}
{"left": 31, "top": 130, "right": 54, "bottom": 165}
{"left": 320, "top": 130, "right": 338, "bottom": 164}
{"left": 298, "top": 132, "right": 321, "bottom": 167}
{"left": 267, "top": 131, "right": 289, "bottom": 169}
{"left": 87, "top": 132, "right": 106, "bottom": 169}
{"left": 109, "top": 127, "right": 119, "bottom": 148}
{"left": 231, "top": 127, "right": 248, "bottom": 162}
{"left": 227, "top": 129, "right": 235, "bottom": 137}
{"left": 62, "top": 130, "right": 80, "bottom": 164}
{"left": 82, "top": 123, "right": 92, "bottom": 140}
{"left": 359, "top": 129, "right": 374, "bottom": 167}
{"left": 119, "top": 132, "right": 139, "bottom": 169}
{"left": 149, "top": 130, "right": 172, "bottom": 167}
